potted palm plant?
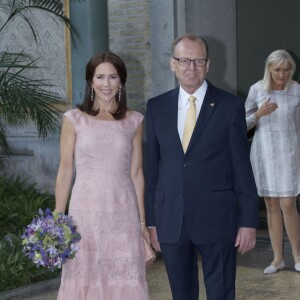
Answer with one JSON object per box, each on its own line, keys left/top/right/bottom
{"left": 0, "top": 0, "right": 78, "bottom": 155}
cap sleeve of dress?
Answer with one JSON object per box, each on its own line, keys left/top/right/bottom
{"left": 130, "top": 111, "right": 144, "bottom": 131}
{"left": 63, "top": 109, "right": 81, "bottom": 127}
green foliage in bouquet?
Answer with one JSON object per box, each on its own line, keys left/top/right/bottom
{"left": 0, "top": 176, "right": 59, "bottom": 292}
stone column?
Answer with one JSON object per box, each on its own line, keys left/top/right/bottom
{"left": 70, "top": 0, "right": 109, "bottom": 105}
{"left": 150, "top": 1, "right": 175, "bottom": 97}
{"left": 185, "top": 0, "right": 237, "bottom": 94}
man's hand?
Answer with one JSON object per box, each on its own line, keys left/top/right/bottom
{"left": 149, "top": 227, "right": 161, "bottom": 252}
{"left": 235, "top": 227, "right": 256, "bottom": 254}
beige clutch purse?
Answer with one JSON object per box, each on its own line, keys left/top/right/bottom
{"left": 143, "top": 236, "right": 156, "bottom": 268}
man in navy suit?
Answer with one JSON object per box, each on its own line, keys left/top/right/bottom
{"left": 146, "top": 34, "right": 259, "bottom": 300}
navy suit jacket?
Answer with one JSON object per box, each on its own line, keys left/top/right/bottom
{"left": 145, "top": 81, "right": 259, "bottom": 245}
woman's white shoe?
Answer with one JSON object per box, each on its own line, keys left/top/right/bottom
{"left": 264, "top": 261, "right": 285, "bottom": 274}
{"left": 295, "top": 263, "right": 300, "bottom": 272}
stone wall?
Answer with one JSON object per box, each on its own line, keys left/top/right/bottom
{"left": 108, "top": 0, "right": 152, "bottom": 115}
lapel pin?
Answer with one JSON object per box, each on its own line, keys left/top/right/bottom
{"left": 210, "top": 102, "right": 215, "bottom": 107}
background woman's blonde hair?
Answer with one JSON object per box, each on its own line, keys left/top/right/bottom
{"left": 262, "top": 49, "right": 296, "bottom": 92}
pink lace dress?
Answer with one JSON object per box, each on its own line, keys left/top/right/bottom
{"left": 57, "top": 109, "right": 149, "bottom": 300}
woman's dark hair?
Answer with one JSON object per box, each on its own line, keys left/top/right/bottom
{"left": 77, "top": 51, "right": 128, "bottom": 120}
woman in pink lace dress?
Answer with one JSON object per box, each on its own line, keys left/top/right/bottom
{"left": 55, "top": 52, "right": 149, "bottom": 299}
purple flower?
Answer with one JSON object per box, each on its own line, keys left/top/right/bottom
{"left": 21, "top": 209, "right": 81, "bottom": 271}
{"left": 47, "top": 246, "right": 58, "bottom": 256}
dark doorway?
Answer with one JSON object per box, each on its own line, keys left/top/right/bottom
{"left": 236, "top": 0, "right": 300, "bottom": 99}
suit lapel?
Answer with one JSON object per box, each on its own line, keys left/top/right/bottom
{"left": 186, "top": 83, "right": 217, "bottom": 153}
{"left": 166, "top": 88, "right": 183, "bottom": 151}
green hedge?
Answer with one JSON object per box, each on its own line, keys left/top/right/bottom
{"left": 0, "top": 176, "right": 60, "bottom": 292}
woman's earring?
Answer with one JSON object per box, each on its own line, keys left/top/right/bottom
{"left": 91, "top": 87, "right": 94, "bottom": 102}
{"left": 118, "top": 87, "right": 121, "bottom": 102}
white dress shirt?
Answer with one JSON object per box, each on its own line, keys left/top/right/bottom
{"left": 177, "top": 81, "right": 208, "bottom": 142}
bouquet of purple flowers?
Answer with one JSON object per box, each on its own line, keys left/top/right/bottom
{"left": 21, "top": 208, "right": 81, "bottom": 271}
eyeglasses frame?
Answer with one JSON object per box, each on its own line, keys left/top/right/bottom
{"left": 173, "top": 57, "right": 208, "bottom": 67}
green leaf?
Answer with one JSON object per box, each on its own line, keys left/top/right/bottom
{"left": 0, "top": 177, "right": 59, "bottom": 292}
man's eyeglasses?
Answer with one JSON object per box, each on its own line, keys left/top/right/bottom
{"left": 173, "top": 57, "right": 208, "bottom": 67}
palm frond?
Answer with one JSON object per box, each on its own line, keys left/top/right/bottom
{"left": 0, "top": 0, "right": 79, "bottom": 43}
{"left": 0, "top": 120, "right": 10, "bottom": 154}
{"left": 0, "top": 0, "right": 82, "bottom": 152}
{"left": 0, "top": 51, "right": 38, "bottom": 71}
{"left": 0, "top": 70, "right": 63, "bottom": 138}
{"left": 0, "top": 52, "right": 64, "bottom": 141}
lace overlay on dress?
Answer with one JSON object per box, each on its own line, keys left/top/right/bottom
{"left": 57, "top": 109, "right": 148, "bottom": 300}
{"left": 245, "top": 81, "right": 300, "bottom": 197}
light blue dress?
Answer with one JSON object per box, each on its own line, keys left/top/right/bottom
{"left": 245, "top": 81, "right": 300, "bottom": 197}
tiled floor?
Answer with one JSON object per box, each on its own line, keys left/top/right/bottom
{"left": 7, "top": 248, "right": 300, "bottom": 300}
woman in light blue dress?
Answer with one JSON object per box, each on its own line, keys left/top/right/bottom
{"left": 245, "top": 50, "right": 300, "bottom": 274}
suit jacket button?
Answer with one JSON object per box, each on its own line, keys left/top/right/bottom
{"left": 183, "top": 163, "right": 188, "bottom": 168}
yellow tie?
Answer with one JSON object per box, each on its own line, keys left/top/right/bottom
{"left": 182, "top": 95, "right": 196, "bottom": 153}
